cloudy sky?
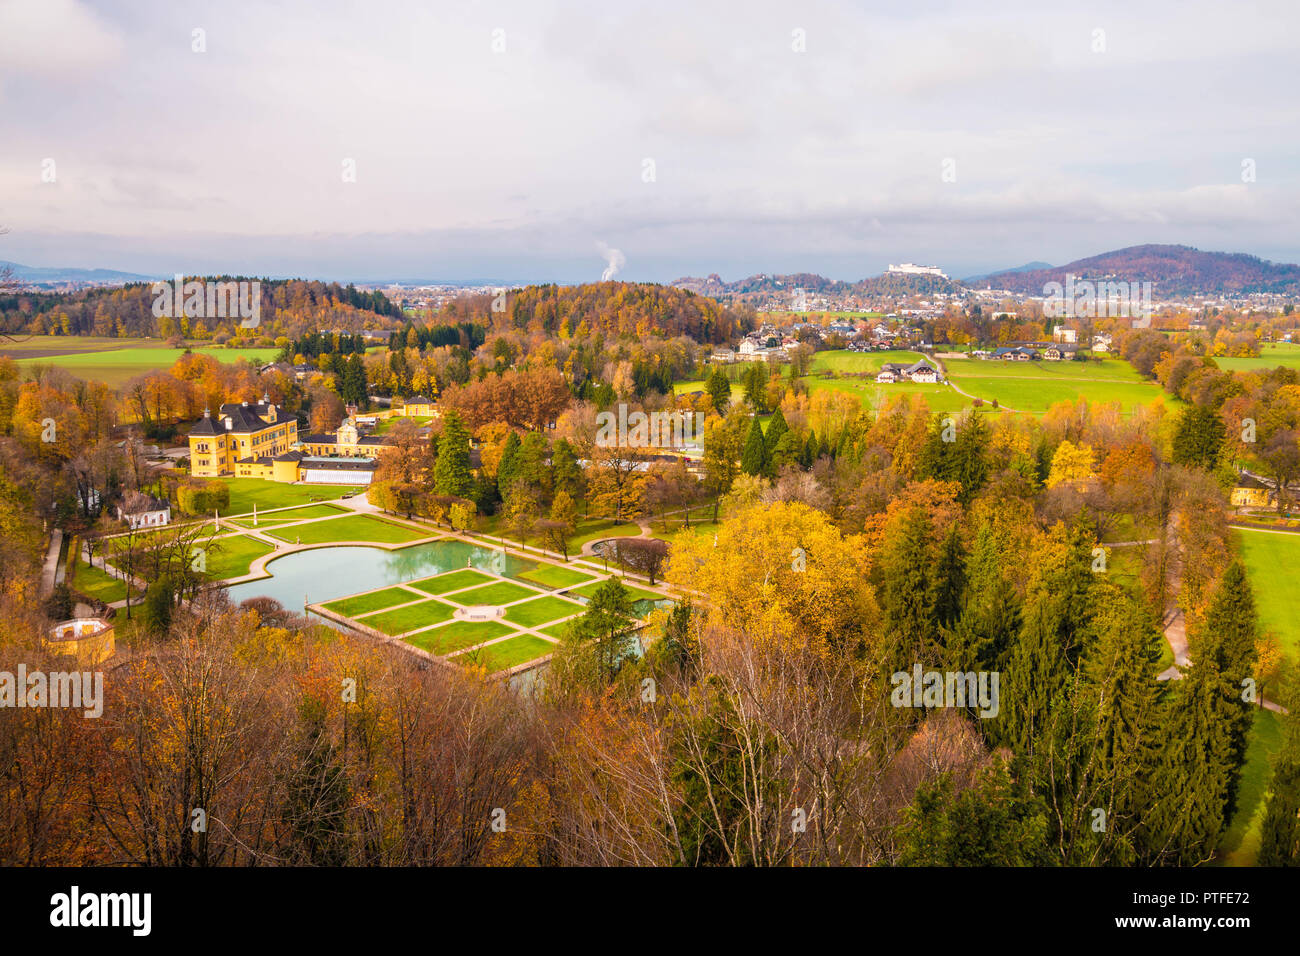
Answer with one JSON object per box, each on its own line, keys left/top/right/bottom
{"left": 2, "top": 0, "right": 1299, "bottom": 283}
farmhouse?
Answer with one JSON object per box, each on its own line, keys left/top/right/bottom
{"left": 1043, "top": 344, "right": 1080, "bottom": 361}
{"left": 1230, "top": 474, "right": 1273, "bottom": 509}
{"left": 905, "top": 360, "right": 941, "bottom": 383}
{"left": 992, "top": 346, "right": 1038, "bottom": 361}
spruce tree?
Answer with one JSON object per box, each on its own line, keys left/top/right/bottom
{"left": 1198, "top": 561, "right": 1259, "bottom": 819}
{"left": 1258, "top": 733, "right": 1300, "bottom": 866}
{"left": 433, "top": 410, "right": 474, "bottom": 498}
{"left": 496, "top": 431, "right": 522, "bottom": 497}
{"left": 706, "top": 367, "right": 732, "bottom": 414}
{"left": 764, "top": 406, "right": 788, "bottom": 456}
{"left": 1142, "top": 654, "right": 1234, "bottom": 865}
{"left": 944, "top": 522, "right": 1020, "bottom": 672}
{"left": 740, "top": 416, "right": 769, "bottom": 477}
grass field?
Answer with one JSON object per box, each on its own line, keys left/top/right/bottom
{"left": 566, "top": 517, "right": 642, "bottom": 551}
{"left": 809, "top": 349, "right": 925, "bottom": 374}
{"left": 1236, "top": 528, "right": 1300, "bottom": 660}
{"left": 203, "top": 534, "right": 276, "bottom": 579}
{"left": 455, "top": 633, "right": 556, "bottom": 672}
{"left": 405, "top": 620, "right": 515, "bottom": 654}
{"left": 8, "top": 341, "right": 280, "bottom": 387}
{"left": 514, "top": 564, "right": 595, "bottom": 589}
{"left": 803, "top": 376, "right": 972, "bottom": 416}
{"left": 70, "top": 558, "right": 134, "bottom": 603}
{"left": 942, "top": 356, "right": 1174, "bottom": 416}
{"left": 503, "top": 595, "right": 583, "bottom": 627}
{"left": 202, "top": 478, "right": 363, "bottom": 516}
{"left": 359, "top": 598, "right": 456, "bottom": 635}
{"left": 372, "top": 415, "right": 432, "bottom": 435}
{"left": 568, "top": 580, "right": 664, "bottom": 603}
{"left": 448, "top": 581, "right": 539, "bottom": 606}
{"left": 1215, "top": 342, "right": 1300, "bottom": 373}
{"left": 268, "top": 513, "right": 426, "bottom": 545}
{"left": 537, "top": 620, "right": 576, "bottom": 639}
{"left": 1219, "top": 708, "right": 1283, "bottom": 866}
{"left": 323, "top": 585, "right": 421, "bottom": 617}
{"left": 409, "top": 568, "right": 494, "bottom": 595}
{"left": 229, "top": 503, "right": 346, "bottom": 527}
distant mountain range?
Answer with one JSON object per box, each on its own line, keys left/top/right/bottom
{"left": 970, "top": 245, "right": 1300, "bottom": 296}
{"left": 1, "top": 260, "right": 159, "bottom": 287}
{"left": 962, "top": 261, "right": 1052, "bottom": 283}
{"left": 673, "top": 245, "right": 1300, "bottom": 302}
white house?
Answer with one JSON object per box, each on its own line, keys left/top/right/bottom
{"left": 117, "top": 492, "right": 171, "bottom": 530}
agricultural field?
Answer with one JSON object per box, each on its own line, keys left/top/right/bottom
{"left": 809, "top": 349, "right": 926, "bottom": 374}
{"left": 4, "top": 338, "right": 281, "bottom": 387}
{"left": 803, "top": 375, "right": 972, "bottom": 416}
{"left": 1215, "top": 342, "right": 1300, "bottom": 373}
{"left": 942, "top": 355, "right": 1175, "bottom": 416}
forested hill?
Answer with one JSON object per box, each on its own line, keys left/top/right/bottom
{"left": 436, "top": 281, "right": 754, "bottom": 345}
{"left": 975, "top": 244, "right": 1300, "bottom": 296}
{"left": 0, "top": 278, "right": 401, "bottom": 339}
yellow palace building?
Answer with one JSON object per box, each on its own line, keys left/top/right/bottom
{"left": 188, "top": 399, "right": 386, "bottom": 485}
{"left": 189, "top": 398, "right": 299, "bottom": 479}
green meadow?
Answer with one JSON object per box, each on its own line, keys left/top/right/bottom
{"left": 8, "top": 340, "right": 281, "bottom": 387}
{"left": 1215, "top": 342, "right": 1300, "bottom": 373}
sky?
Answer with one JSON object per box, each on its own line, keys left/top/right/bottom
{"left": 2, "top": 0, "right": 1299, "bottom": 284}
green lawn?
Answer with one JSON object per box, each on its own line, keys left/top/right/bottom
{"left": 567, "top": 580, "right": 665, "bottom": 603}
{"left": 206, "top": 478, "right": 363, "bottom": 516}
{"left": 454, "top": 633, "right": 556, "bottom": 672}
{"left": 202, "top": 534, "right": 276, "bottom": 579}
{"left": 406, "top": 620, "right": 516, "bottom": 655}
{"left": 1236, "top": 528, "right": 1300, "bottom": 660}
{"left": 942, "top": 356, "right": 1174, "bottom": 416}
{"left": 358, "top": 598, "right": 456, "bottom": 635}
{"left": 372, "top": 415, "right": 432, "bottom": 435}
{"left": 447, "top": 581, "right": 540, "bottom": 606}
{"left": 514, "top": 564, "right": 595, "bottom": 589}
{"left": 1219, "top": 708, "right": 1283, "bottom": 866}
{"left": 537, "top": 620, "right": 576, "bottom": 640}
{"left": 408, "top": 568, "right": 495, "bottom": 595}
{"left": 268, "top": 513, "right": 427, "bottom": 545}
{"left": 323, "top": 585, "right": 422, "bottom": 617}
{"left": 70, "top": 559, "right": 133, "bottom": 603}
{"left": 10, "top": 343, "right": 281, "bottom": 387}
{"left": 568, "top": 518, "right": 642, "bottom": 552}
{"left": 229, "top": 503, "right": 346, "bottom": 527}
{"left": 503, "top": 595, "right": 584, "bottom": 627}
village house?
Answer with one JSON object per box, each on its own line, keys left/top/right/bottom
{"left": 1043, "top": 344, "right": 1080, "bottom": 361}
{"left": 1230, "top": 474, "right": 1273, "bottom": 509}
